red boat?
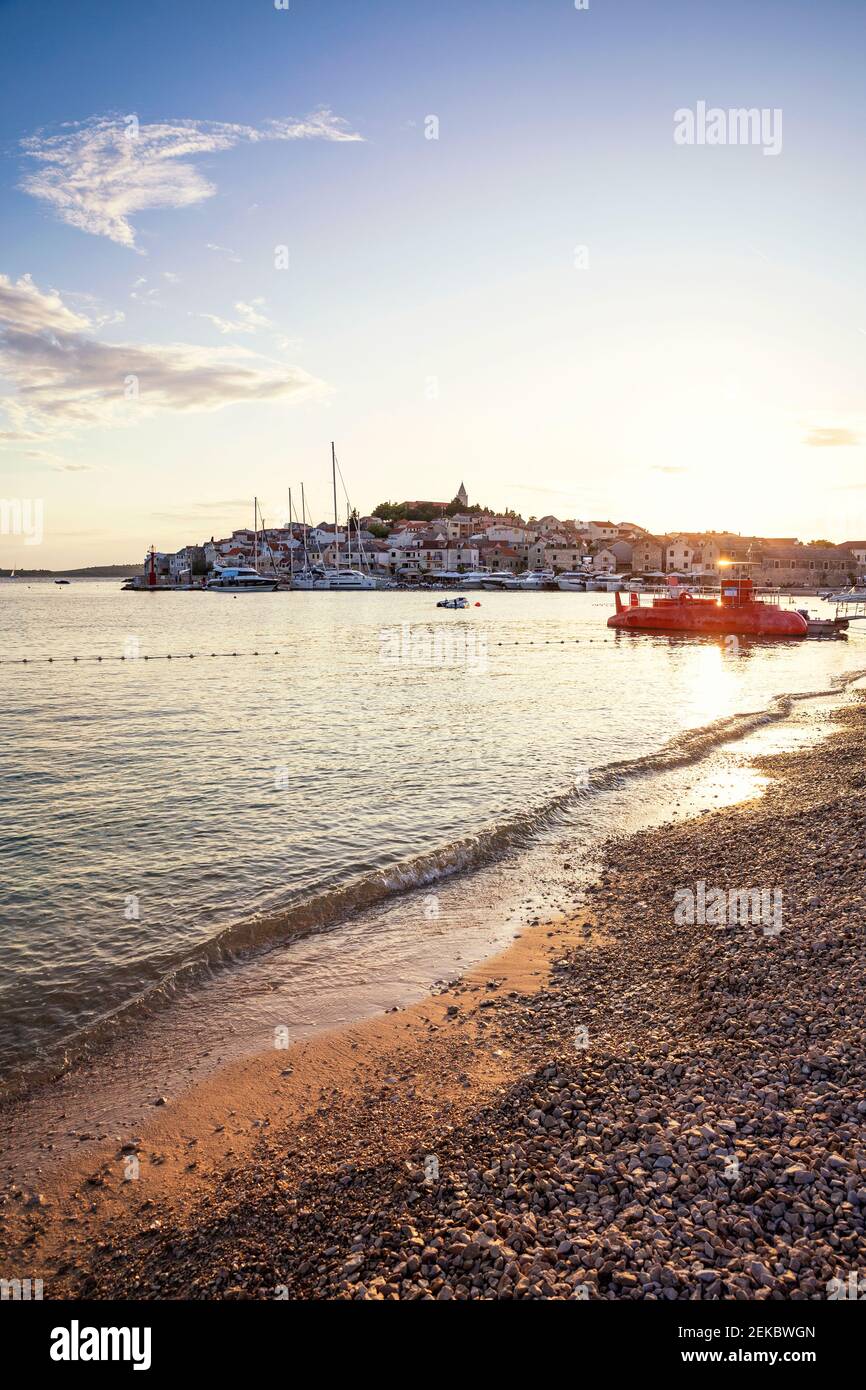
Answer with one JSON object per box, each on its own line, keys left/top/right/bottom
{"left": 608, "top": 576, "right": 807, "bottom": 638}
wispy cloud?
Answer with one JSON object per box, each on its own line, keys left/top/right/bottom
{"left": 803, "top": 427, "right": 860, "bottom": 447}
{"left": 20, "top": 110, "right": 364, "bottom": 249}
{"left": 0, "top": 273, "right": 326, "bottom": 443}
{"left": 199, "top": 298, "right": 274, "bottom": 335}
{"left": 205, "top": 242, "right": 242, "bottom": 264}
{"left": 652, "top": 465, "right": 689, "bottom": 474}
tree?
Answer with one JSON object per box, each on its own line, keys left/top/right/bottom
{"left": 372, "top": 497, "right": 490, "bottom": 522}
{"left": 372, "top": 500, "right": 401, "bottom": 522}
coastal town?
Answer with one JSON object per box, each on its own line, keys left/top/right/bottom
{"left": 145, "top": 481, "right": 866, "bottom": 591}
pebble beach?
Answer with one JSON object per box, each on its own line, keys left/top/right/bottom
{"left": 4, "top": 694, "right": 865, "bottom": 1301}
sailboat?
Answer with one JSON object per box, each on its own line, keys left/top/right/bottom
{"left": 206, "top": 499, "right": 279, "bottom": 591}
{"left": 291, "top": 444, "right": 378, "bottom": 590}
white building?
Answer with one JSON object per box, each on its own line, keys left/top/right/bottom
{"left": 583, "top": 520, "right": 619, "bottom": 543}
{"left": 446, "top": 544, "right": 480, "bottom": 570}
{"left": 169, "top": 546, "right": 206, "bottom": 582}
{"left": 446, "top": 513, "right": 478, "bottom": 540}
{"left": 592, "top": 547, "right": 619, "bottom": 574}
{"left": 309, "top": 525, "right": 346, "bottom": 549}
{"left": 486, "top": 523, "right": 527, "bottom": 545}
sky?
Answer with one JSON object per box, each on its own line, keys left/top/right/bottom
{"left": 1, "top": 0, "right": 865, "bottom": 566}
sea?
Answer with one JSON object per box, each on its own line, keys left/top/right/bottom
{"left": 1, "top": 578, "right": 864, "bottom": 1103}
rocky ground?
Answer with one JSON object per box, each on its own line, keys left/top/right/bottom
{"left": 21, "top": 699, "right": 866, "bottom": 1299}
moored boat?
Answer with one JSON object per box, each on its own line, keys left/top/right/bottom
{"left": 608, "top": 576, "right": 808, "bottom": 637}
{"left": 290, "top": 563, "right": 379, "bottom": 590}
{"left": 796, "top": 608, "right": 849, "bottom": 639}
{"left": 556, "top": 572, "right": 586, "bottom": 591}
{"left": 480, "top": 574, "right": 519, "bottom": 591}
{"left": 205, "top": 565, "right": 279, "bottom": 592}
{"left": 516, "top": 570, "right": 553, "bottom": 590}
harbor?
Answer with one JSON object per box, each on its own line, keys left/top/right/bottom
{"left": 121, "top": 469, "right": 866, "bottom": 630}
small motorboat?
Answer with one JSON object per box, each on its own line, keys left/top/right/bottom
{"left": 437, "top": 596, "right": 470, "bottom": 609}
{"left": 54, "top": 578, "right": 70, "bottom": 585}
{"left": 796, "top": 609, "right": 849, "bottom": 639}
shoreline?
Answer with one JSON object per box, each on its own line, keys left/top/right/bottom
{"left": 1, "top": 665, "right": 856, "bottom": 1114}
{"left": 0, "top": 906, "right": 602, "bottom": 1288}
{"left": 2, "top": 693, "right": 864, "bottom": 1299}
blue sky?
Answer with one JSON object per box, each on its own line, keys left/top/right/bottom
{"left": 1, "top": 0, "right": 865, "bottom": 563}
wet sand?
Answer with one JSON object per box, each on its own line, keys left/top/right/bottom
{"left": 2, "top": 696, "right": 864, "bottom": 1299}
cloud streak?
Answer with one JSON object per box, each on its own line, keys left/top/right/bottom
{"left": 0, "top": 273, "right": 325, "bottom": 443}
{"left": 20, "top": 110, "right": 363, "bottom": 248}
{"left": 803, "top": 427, "right": 860, "bottom": 448}
{"left": 200, "top": 298, "right": 274, "bottom": 335}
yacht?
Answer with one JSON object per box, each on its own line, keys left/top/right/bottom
{"left": 293, "top": 567, "right": 377, "bottom": 590}
{"left": 206, "top": 566, "right": 279, "bottom": 592}
{"left": 556, "top": 572, "right": 586, "bottom": 591}
{"left": 462, "top": 569, "right": 492, "bottom": 589}
{"left": 439, "top": 569, "right": 490, "bottom": 590}
{"left": 480, "top": 573, "right": 520, "bottom": 591}
{"left": 321, "top": 569, "right": 378, "bottom": 590}
{"left": 289, "top": 567, "right": 320, "bottom": 590}
{"left": 822, "top": 586, "right": 866, "bottom": 604}
{"left": 516, "top": 570, "right": 554, "bottom": 590}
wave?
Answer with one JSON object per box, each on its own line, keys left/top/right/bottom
{"left": 4, "top": 667, "right": 865, "bottom": 1102}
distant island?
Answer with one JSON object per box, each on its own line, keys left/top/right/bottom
{"left": 0, "top": 564, "right": 141, "bottom": 578}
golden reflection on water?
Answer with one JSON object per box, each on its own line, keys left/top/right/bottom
{"left": 0, "top": 582, "right": 862, "bottom": 1084}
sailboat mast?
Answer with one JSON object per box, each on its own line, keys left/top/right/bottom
{"left": 253, "top": 497, "right": 258, "bottom": 571}
{"left": 332, "top": 442, "right": 339, "bottom": 571}
{"left": 288, "top": 487, "right": 294, "bottom": 578}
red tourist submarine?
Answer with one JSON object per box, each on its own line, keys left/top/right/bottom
{"left": 608, "top": 573, "right": 808, "bottom": 638}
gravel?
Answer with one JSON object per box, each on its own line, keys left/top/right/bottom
{"left": 56, "top": 698, "right": 866, "bottom": 1299}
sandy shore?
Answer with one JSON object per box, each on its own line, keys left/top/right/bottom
{"left": 2, "top": 697, "right": 864, "bottom": 1300}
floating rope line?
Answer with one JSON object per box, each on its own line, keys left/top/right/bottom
{"left": 0, "top": 639, "right": 617, "bottom": 666}
{"left": 0, "top": 649, "right": 283, "bottom": 666}
{"left": 492, "top": 637, "right": 610, "bottom": 646}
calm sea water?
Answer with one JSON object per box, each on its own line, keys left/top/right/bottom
{"left": 1, "top": 579, "right": 863, "bottom": 1093}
